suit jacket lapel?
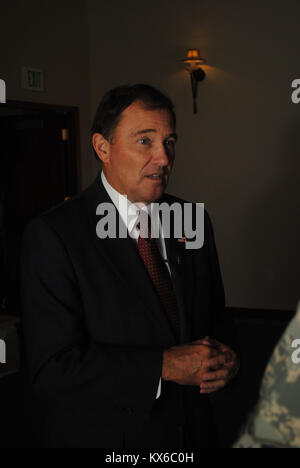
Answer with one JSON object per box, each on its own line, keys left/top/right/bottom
{"left": 84, "top": 173, "right": 176, "bottom": 344}
{"left": 160, "top": 200, "right": 194, "bottom": 344}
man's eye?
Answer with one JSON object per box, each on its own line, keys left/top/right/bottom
{"left": 139, "top": 138, "right": 151, "bottom": 145}
{"left": 164, "top": 140, "right": 176, "bottom": 147}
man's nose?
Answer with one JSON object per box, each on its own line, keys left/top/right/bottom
{"left": 152, "top": 143, "right": 170, "bottom": 166}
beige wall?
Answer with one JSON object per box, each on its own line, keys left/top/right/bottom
{"left": 87, "top": 0, "right": 299, "bottom": 310}
{"left": 0, "top": 0, "right": 97, "bottom": 187}
{"left": 2, "top": 1, "right": 299, "bottom": 310}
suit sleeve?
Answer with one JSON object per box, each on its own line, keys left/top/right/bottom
{"left": 205, "top": 211, "right": 239, "bottom": 354}
{"left": 21, "top": 217, "right": 163, "bottom": 411}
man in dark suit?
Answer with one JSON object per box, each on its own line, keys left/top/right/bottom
{"left": 21, "top": 84, "right": 239, "bottom": 448}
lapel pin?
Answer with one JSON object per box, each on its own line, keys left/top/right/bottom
{"left": 178, "top": 237, "right": 186, "bottom": 243}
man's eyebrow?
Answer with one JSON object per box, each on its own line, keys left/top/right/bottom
{"left": 132, "top": 128, "right": 157, "bottom": 136}
{"left": 167, "top": 132, "right": 178, "bottom": 141}
{"left": 132, "top": 129, "right": 178, "bottom": 140}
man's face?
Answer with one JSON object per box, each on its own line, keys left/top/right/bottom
{"left": 101, "top": 101, "right": 177, "bottom": 204}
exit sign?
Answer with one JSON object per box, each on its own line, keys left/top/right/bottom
{"left": 21, "top": 67, "right": 44, "bottom": 91}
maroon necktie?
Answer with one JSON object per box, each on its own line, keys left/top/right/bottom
{"left": 136, "top": 210, "right": 180, "bottom": 341}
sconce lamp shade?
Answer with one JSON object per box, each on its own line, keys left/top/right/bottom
{"left": 183, "top": 49, "right": 206, "bottom": 71}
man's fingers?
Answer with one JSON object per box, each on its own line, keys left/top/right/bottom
{"left": 224, "top": 351, "right": 233, "bottom": 363}
{"left": 200, "top": 336, "right": 211, "bottom": 345}
{"left": 201, "top": 382, "right": 225, "bottom": 390}
{"left": 200, "top": 337, "right": 220, "bottom": 347}
{"left": 188, "top": 343, "right": 219, "bottom": 359}
{"left": 191, "top": 339, "right": 204, "bottom": 345}
{"left": 190, "top": 340, "right": 217, "bottom": 352}
{"left": 204, "top": 355, "right": 226, "bottom": 371}
{"left": 201, "top": 369, "right": 228, "bottom": 382}
{"left": 192, "top": 337, "right": 214, "bottom": 347}
{"left": 202, "top": 338, "right": 233, "bottom": 355}
{"left": 200, "top": 380, "right": 226, "bottom": 393}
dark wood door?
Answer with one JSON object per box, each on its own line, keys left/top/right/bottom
{"left": 0, "top": 107, "right": 79, "bottom": 315}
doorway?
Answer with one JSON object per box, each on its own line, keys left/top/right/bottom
{"left": 0, "top": 100, "right": 81, "bottom": 316}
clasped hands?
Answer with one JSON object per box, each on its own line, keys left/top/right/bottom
{"left": 162, "top": 337, "right": 239, "bottom": 394}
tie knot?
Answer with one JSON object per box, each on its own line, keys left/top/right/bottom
{"left": 136, "top": 210, "right": 151, "bottom": 240}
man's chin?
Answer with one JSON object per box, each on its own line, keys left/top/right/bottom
{"left": 137, "top": 187, "right": 165, "bottom": 204}
{"left": 148, "top": 185, "right": 166, "bottom": 202}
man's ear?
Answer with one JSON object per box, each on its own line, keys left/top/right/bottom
{"left": 92, "top": 133, "right": 111, "bottom": 164}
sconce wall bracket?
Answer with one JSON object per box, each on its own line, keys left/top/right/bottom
{"left": 190, "top": 68, "right": 206, "bottom": 114}
{"left": 183, "top": 49, "right": 206, "bottom": 114}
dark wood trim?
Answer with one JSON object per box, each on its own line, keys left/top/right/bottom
{"left": 5, "top": 99, "right": 78, "bottom": 113}
{"left": 72, "top": 106, "right": 82, "bottom": 192}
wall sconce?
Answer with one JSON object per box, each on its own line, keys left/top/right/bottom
{"left": 183, "top": 49, "right": 206, "bottom": 114}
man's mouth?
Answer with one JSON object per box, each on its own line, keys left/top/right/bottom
{"left": 145, "top": 174, "right": 165, "bottom": 181}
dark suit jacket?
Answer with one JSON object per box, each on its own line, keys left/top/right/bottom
{"left": 20, "top": 171, "right": 236, "bottom": 448}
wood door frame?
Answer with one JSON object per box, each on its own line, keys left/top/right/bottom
{"left": 1, "top": 99, "right": 81, "bottom": 192}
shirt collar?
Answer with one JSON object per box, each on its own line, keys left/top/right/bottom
{"left": 101, "top": 170, "right": 152, "bottom": 236}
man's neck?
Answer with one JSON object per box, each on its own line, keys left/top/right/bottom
{"left": 101, "top": 170, "right": 150, "bottom": 208}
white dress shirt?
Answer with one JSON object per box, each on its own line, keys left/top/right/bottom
{"left": 101, "top": 170, "right": 173, "bottom": 399}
